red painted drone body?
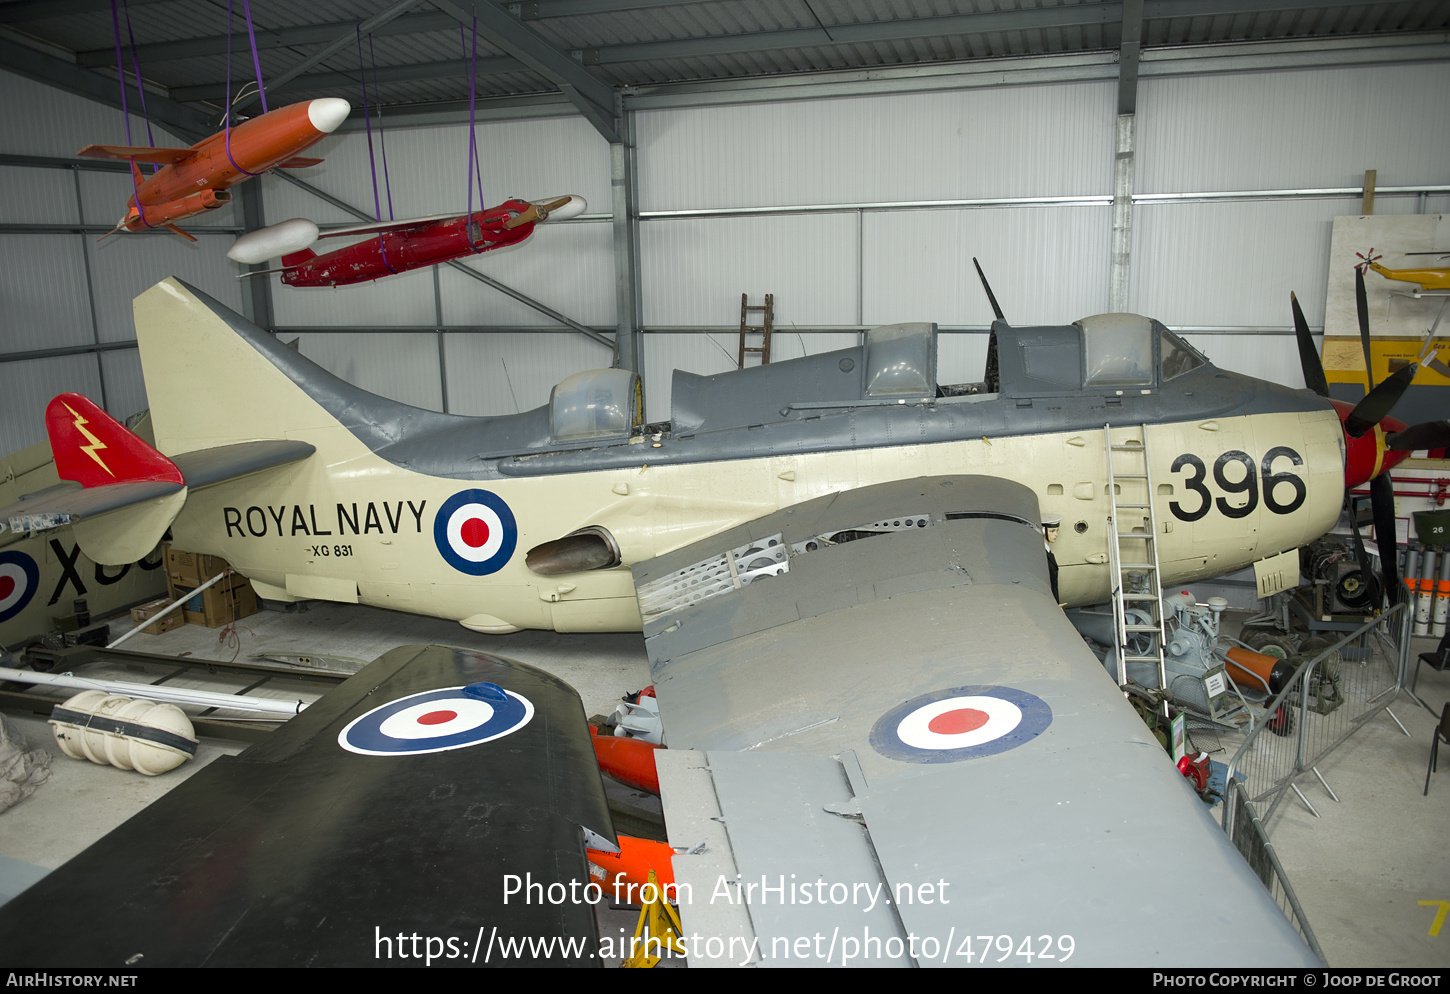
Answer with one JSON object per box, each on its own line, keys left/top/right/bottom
{"left": 229, "top": 196, "right": 585, "bottom": 287}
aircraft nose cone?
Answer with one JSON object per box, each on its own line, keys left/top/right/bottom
{"left": 533, "top": 195, "right": 587, "bottom": 222}
{"left": 307, "top": 98, "right": 351, "bottom": 134}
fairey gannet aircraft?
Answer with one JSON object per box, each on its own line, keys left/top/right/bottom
{"left": 2, "top": 274, "right": 1422, "bottom": 965}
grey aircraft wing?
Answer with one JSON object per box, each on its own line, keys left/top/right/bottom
{"left": 631, "top": 475, "right": 1319, "bottom": 968}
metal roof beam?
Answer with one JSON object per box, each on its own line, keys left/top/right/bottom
{"left": 0, "top": 34, "right": 212, "bottom": 142}
{"left": 430, "top": 0, "right": 619, "bottom": 142}
{"left": 622, "top": 32, "right": 1448, "bottom": 111}
{"left": 0, "top": 0, "right": 171, "bottom": 23}
{"left": 583, "top": 3, "right": 1125, "bottom": 64}
{"left": 1119, "top": 0, "right": 1143, "bottom": 115}
{"left": 169, "top": 55, "right": 524, "bottom": 103}
{"left": 1142, "top": 0, "right": 1411, "bottom": 17}
{"left": 581, "top": 0, "right": 1420, "bottom": 64}
{"left": 519, "top": 0, "right": 721, "bottom": 17}
{"left": 75, "top": 11, "right": 460, "bottom": 68}
{"left": 231, "top": 0, "right": 429, "bottom": 113}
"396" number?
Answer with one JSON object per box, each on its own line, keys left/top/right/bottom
{"left": 1168, "top": 447, "right": 1306, "bottom": 522}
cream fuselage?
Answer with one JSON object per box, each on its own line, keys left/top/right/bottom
{"left": 133, "top": 279, "right": 1343, "bottom": 633}
{"left": 167, "top": 409, "right": 1344, "bottom": 634}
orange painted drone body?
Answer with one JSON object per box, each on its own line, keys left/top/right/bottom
{"left": 78, "top": 99, "right": 349, "bottom": 240}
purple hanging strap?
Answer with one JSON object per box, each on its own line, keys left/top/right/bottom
{"left": 370, "top": 33, "right": 395, "bottom": 222}
{"left": 121, "top": 0, "right": 156, "bottom": 154}
{"left": 356, "top": 27, "right": 395, "bottom": 274}
{"left": 223, "top": 0, "right": 264, "bottom": 178}
{"left": 241, "top": 0, "right": 268, "bottom": 113}
{"left": 108, "top": 0, "right": 131, "bottom": 145}
{"left": 462, "top": 18, "right": 486, "bottom": 251}
{"left": 109, "top": 0, "right": 151, "bottom": 227}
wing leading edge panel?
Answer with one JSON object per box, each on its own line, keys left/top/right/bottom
{"left": 635, "top": 476, "right": 1319, "bottom": 967}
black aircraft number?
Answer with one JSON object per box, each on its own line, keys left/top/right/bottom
{"left": 1168, "top": 447, "right": 1306, "bottom": 523}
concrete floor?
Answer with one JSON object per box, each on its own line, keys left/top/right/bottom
{"left": 1, "top": 599, "right": 1447, "bottom": 968}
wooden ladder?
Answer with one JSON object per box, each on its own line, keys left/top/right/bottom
{"left": 738, "top": 293, "right": 773, "bottom": 368}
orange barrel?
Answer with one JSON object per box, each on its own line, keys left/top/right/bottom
{"left": 1225, "top": 646, "right": 1295, "bottom": 695}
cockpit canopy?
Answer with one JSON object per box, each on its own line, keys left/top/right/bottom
{"left": 550, "top": 368, "right": 641, "bottom": 443}
{"left": 863, "top": 322, "right": 936, "bottom": 399}
{"left": 1002, "top": 313, "right": 1207, "bottom": 397}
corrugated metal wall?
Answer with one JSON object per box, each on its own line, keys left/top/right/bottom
{"left": 635, "top": 83, "right": 1116, "bottom": 209}
{"left": 0, "top": 67, "right": 217, "bottom": 452}
{"left": 2, "top": 60, "right": 1445, "bottom": 451}
{"left": 1132, "top": 62, "right": 1450, "bottom": 328}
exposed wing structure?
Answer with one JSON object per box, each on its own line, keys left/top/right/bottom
{"left": 0, "top": 645, "right": 614, "bottom": 967}
{"left": 634, "top": 476, "right": 1319, "bottom": 967}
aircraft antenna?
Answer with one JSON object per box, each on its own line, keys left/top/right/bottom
{"left": 973, "top": 258, "right": 1005, "bottom": 322}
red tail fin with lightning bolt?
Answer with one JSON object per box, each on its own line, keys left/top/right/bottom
{"left": 45, "top": 393, "right": 183, "bottom": 488}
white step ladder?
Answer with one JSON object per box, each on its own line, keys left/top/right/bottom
{"left": 1104, "top": 424, "right": 1168, "bottom": 695}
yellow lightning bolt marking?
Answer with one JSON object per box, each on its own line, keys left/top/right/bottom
{"left": 63, "top": 402, "right": 113, "bottom": 477}
{"left": 1421, "top": 901, "right": 1449, "bottom": 937}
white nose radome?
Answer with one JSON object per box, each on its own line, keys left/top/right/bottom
{"left": 307, "top": 98, "right": 351, "bottom": 134}
{"left": 534, "top": 195, "right": 587, "bottom": 222}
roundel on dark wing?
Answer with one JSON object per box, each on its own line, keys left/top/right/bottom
{"left": 870, "top": 685, "right": 1052, "bottom": 764}
{"left": 337, "top": 682, "right": 534, "bottom": 756}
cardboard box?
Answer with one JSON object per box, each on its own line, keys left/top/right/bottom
{"left": 166, "top": 568, "right": 247, "bottom": 604}
{"left": 172, "top": 579, "right": 258, "bottom": 629}
{"left": 129, "top": 597, "right": 184, "bottom": 636}
{"left": 164, "top": 543, "right": 234, "bottom": 588}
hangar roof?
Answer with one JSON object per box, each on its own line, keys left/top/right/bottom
{"left": 1, "top": 0, "right": 1448, "bottom": 140}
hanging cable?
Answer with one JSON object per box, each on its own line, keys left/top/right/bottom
{"left": 461, "top": 16, "right": 488, "bottom": 250}
{"left": 121, "top": 1, "right": 156, "bottom": 154}
{"left": 108, "top": 0, "right": 152, "bottom": 227}
{"left": 241, "top": 0, "right": 268, "bottom": 114}
{"left": 356, "top": 26, "right": 396, "bottom": 275}
{"left": 223, "top": 0, "right": 265, "bottom": 178}
{"left": 370, "top": 33, "right": 395, "bottom": 222}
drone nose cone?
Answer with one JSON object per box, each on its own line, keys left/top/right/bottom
{"left": 533, "top": 194, "right": 587, "bottom": 222}
{"left": 307, "top": 98, "right": 351, "bottom": 134}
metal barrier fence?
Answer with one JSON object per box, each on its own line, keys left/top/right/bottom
{"left": 1215, "top": 604, "right": 1408, "bottom": 964}
{"left": 1224, "top": 779, "right": 1326, "bottom": 962}
{"left": 1223, "top": 603, "right": 1409, "bottom": 828}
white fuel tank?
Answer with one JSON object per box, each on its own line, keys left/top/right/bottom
{"left": 227, "top": 218, "right": 320, "bottom": 265}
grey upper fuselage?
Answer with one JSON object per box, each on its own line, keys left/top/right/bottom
{"left": 189, "top": 282, "right": 1327, "bottom": 480}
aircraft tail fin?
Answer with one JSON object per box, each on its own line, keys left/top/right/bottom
{"left": 3, "top": 388, "right": 315, "bottom": 562}
{"left": 133, "top": 277, "right": 384, "bottom": 462}
{"left": 0, "top": 393, "right": 191, "bottom": 562}
{"left": 46, "top": 393, "right": 184, "bottom": 490}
